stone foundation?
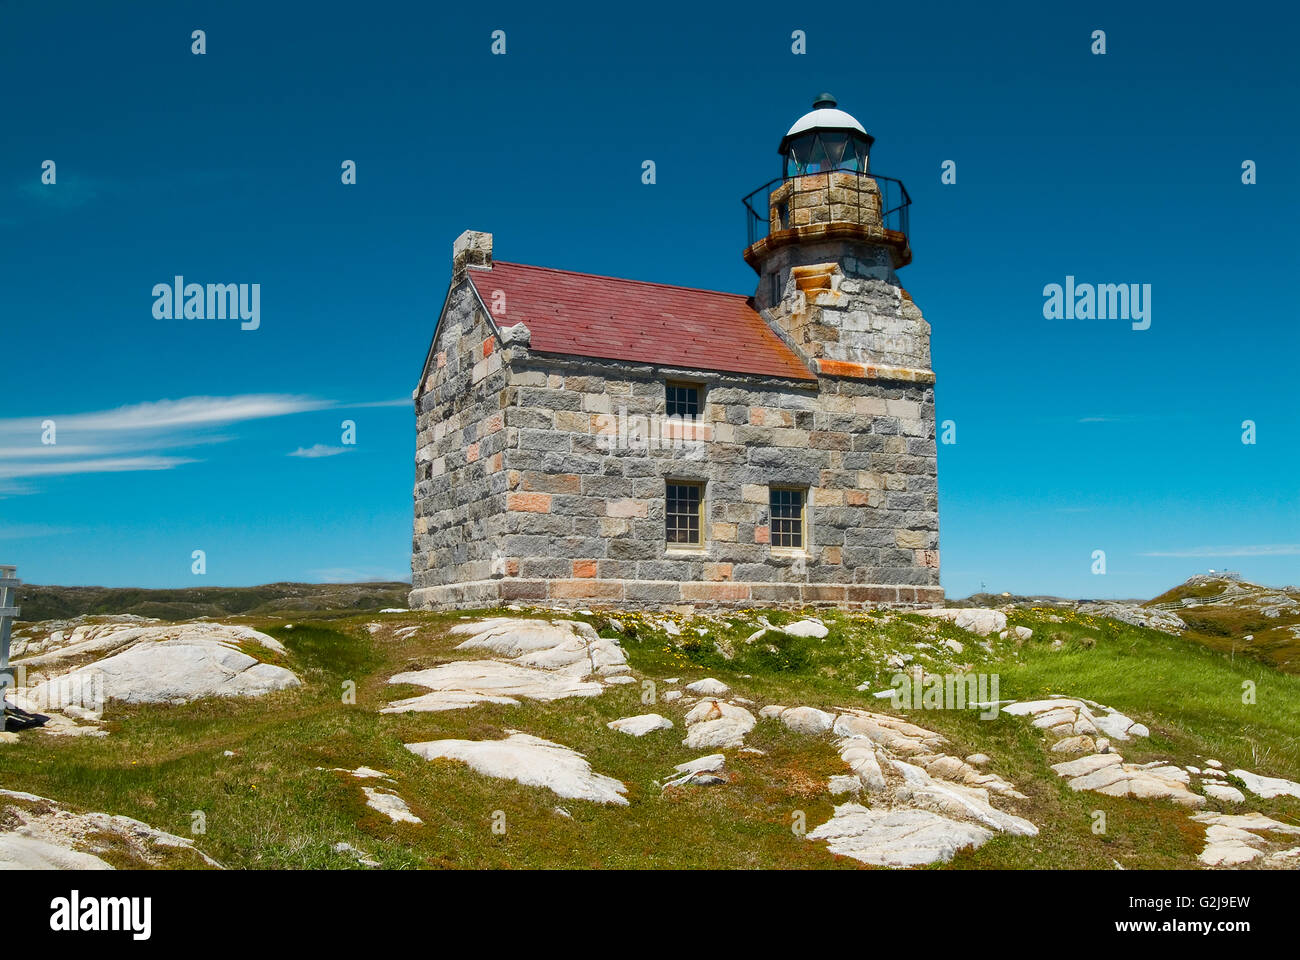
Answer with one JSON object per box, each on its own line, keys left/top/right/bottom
{"left": 410, "top": 578, "right": 944, "bottom": 612}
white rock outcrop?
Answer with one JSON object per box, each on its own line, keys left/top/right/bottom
{"left": 1002, "top": 696, "right": 1149, "bottom": 743}
{"left": 0, "top": 788, "right": 220, "bottom": 869}
{"left": 383, "top": 618, "right": 628, "bottom": 713}
{"left": 1193, "top": 812, "right": 1300, "bottom": 867}
{"left": 808, "top": 804, "right": 994, "bottom": 867}
{"left": 23, "top": 623, "right": 298, "bottom": 708}
{"left": 405, "top": 732, "right": 629, "bottom": 805}
{"left": 770, "top": 703, "right": 1034, "bottom": 866}
{"left": 1230, "top": 768, "right": 1300, "bottom": 801}
{"left": 917, "top": 609, "right": 1007, "bottom": 636}
{"left": 607, "top": 714, "right": 674, "bottom": 737}
{"left": 781, "top": 620, "right": 829, "bottom": 639}
{"left": 1050, "top": 753, "right": 1205, "bottom": 807}
{"left": 362, "top": 787, "right": 422, "bottom": 824}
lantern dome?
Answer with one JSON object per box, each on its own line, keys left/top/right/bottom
{"left": 777, "top": 94, "right": 874, "bottom": 178}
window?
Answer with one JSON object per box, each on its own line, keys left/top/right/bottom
{"left": 666, "top": 482, "right": 704, "bottom": 546}
{"left": 770, "top": 487, "right": 806, "bottom": 550}
{"left": 666, "top": 381, "right": 702, "bottom": 418}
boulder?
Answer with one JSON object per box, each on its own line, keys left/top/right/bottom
{"left": 779, "top": 706, "right": 836, "bottom": 736}
{"left": 684, "top": 678, "right": 731, "bottom": 696}
{"left": 1202, "top": 783, "right": 1246, "bottom": 804}
{"left": 917, "top": 609, "right": 1007, "bottom": 636}
{"left": 781, "top": 620, "right": 829, "bottom": 639}
{"left": 682, "top": 700, "right": 756, "bottom": 750}
{"left": 607, "top": 714, "right": 674, "bottom": 737}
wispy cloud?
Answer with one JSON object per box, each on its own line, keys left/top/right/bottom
{"left": 0, "top": 395, "right": 330, "bottom": 439}
{"left": 0, "top": 393, "right": 404, "bottom": 493}
{"left": 1140, "top": 544, "right": 1300, "bottom": 558}
{"left": 0, "top": 456, "right": 197, "bottom": 479}
{"left": 0, "top": 523, "right": 78, "bottom": 540}
{"left": 0, "top": 394, "right": 328, "bottom": 491}
{"left": 343, "top": 398, "right": 413, "bottom": 409}
{"left": 288, "top": 444, "right": 350, "bottom": 459}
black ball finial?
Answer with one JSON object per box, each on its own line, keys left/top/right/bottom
{"left": 812, "top": 92, "right": 837, "bottom": 109}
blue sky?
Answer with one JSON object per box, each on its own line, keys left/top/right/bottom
{"left": 1, "top": 1, "right": 1296, "bottom": 599}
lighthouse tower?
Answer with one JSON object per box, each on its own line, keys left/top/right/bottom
{"left": 743, "top": 94, "right": 933, "bottom": 380}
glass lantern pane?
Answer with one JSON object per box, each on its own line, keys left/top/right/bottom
{"left": 787, "top": 134, "right": 815, "bottom": 175}
{"left": 808, "top": 135, "right": 828, "bottom": 173}
{"left": 821, "top": 133, "right": 848, "bottom": 168}
{"left": 854, "top": 138, "right": 870, "bottom": 169}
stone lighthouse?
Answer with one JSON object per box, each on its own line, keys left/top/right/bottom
{"left": 410, "top": 93, "right": 940, "bottom": 612}
{"left": 743, "top": 94, "right": 933, "bottom": 379}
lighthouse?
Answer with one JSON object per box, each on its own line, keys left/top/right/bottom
{"left": 742, "top": 94, "right": 933, "bottom": 380}
{"left": 410, "top": 92, "right": 941, "bottom": 612}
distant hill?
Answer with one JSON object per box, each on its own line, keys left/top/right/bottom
{"left": 1145, "top": 575, "right": 1300, "bottom": 672}
{"left": 12, "top": 581, "right": 411, "bottom": 622}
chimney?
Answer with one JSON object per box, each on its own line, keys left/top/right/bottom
{"left": 452, "top": 230, "right": 493, "bottom": 281}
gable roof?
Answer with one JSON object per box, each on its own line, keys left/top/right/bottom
{"left": 466, "top": 261, "right": 815, "bottom": 382}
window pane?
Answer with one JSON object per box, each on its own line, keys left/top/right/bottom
{"left": 666, "top": 483, "right": 703, "bottom": 545}
{"left": 769, "top": 488, "right": 804, "bottom": 549}
{"left": 666, "top": 382, "right": 701, "bottom": 418}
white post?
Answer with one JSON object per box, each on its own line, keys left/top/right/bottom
{"left": 0, "top": 565, "right": 19, "bottom": 730}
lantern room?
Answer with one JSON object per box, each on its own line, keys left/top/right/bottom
{"left": 778, "top": 93, "right": 875, "bottom": 178}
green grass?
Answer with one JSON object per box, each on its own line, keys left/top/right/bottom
{"left": 3, "top": 604, "right": 1298, "bottom": 869}
{"left": 1145, "top": 577, "right": 1300, "bottom": 673}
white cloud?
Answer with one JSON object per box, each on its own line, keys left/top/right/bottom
{"left": 288, "top": 444, "right": 349, "bottom": 459}
{"left": 0, "top": 456, "right": 197, "bottom": 479}
{"left": 0, "top": 523, "right": 77, "bottom": 540}
{"left": 1140, "top": 545, "right": 1300, "bottom": 558}
{"left": 343, "top": 398, "right": 413, "bottom": 409}
{"left": 0, "top": 393, "right": 402, "bottom": 494}
{"left": 0, "top": 395, "right": 330, "bottom": 438}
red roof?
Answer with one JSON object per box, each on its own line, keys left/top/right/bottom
{"left": 466, "top": 261, "right": 815, "bottom": 382}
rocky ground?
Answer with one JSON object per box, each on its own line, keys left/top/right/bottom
{"left": 2, "top": 588, "right": 1298, "bottom": 870}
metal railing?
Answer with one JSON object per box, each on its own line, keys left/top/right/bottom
{"left": 743, "top": 169, "right": 911, "bottom": 247}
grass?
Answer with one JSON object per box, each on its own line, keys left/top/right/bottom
{"left": 1145, "top": 576, "right": 1300, "bottom": 673}
{"left": 2, "top": 604, "right": 1298, "bottom": 869}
